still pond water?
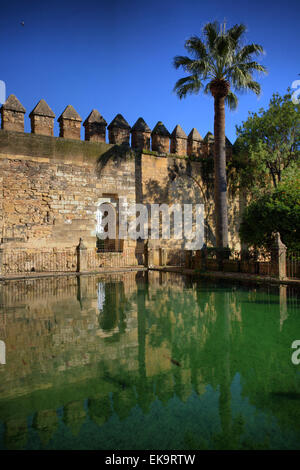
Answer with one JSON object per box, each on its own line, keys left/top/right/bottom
{"left": 0, "top": 271, "right": 300, "bottom": 450}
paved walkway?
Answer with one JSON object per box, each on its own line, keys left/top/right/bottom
{"left": 0, "top": 265, "right": 299, "bottom": 288}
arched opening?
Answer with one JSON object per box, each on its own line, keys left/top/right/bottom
{"left": 96, "top": 198, "right": 123, "bottom": 252}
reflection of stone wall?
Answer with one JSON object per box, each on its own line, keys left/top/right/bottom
{"left": 0, "top": 273, "right": 299, "bottom": 449}
{"left": 0, "top": 274, "right": 141, "bottom": 402}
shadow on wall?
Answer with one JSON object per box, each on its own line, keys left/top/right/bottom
{"left": 94, "top": 143, "right": 216, "bottom": 247}
{"left": 143, "top": 162, "right": 216, "bottom": 247}
{"left": 96, "top": 144, "right": 136, "bottom": 177}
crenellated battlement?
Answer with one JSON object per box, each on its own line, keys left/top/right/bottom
{"left": 0, "top": 94, "right": 232, "bottom": 158}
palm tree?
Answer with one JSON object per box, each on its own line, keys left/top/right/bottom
{"left": 173, "top": 21, "right": 267, "bottom": 250}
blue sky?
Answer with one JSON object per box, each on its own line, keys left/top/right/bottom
{"left": 0, "top": 0, "right": 299, "bottom": 143}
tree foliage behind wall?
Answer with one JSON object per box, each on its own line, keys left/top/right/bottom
{"left": 239, "top": 167, "right": 300, "bottom": 250}
{"left": 233, "top": 89, "right": 300, "bottom": 249}
{"left": 233, "top": 89, "right": 299, "bottom": 193}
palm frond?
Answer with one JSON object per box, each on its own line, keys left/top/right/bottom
{"left": 225, "top": 91, "right": 238, "bottom": 110}
{"left": 184, "top": 36, "right": 208, "bottom": 60}
{"left": 227, "top": 24, "right": 246, "bottom": 44}
{"left": 173, "top": 55, "right": 195, "bottom": 71}
{"left": 244, "top": 80, "right": 261, "bottom": 95}
{"left": 236, "top": 62, "right": 267, "bottom": 74}
{"left": 214, "top": 34, "right": 232, "bottom": 59}
{"left": 203, "top": 83, "right": 211, "bottom": 95}
{"left": 203, "top": 22, "right": 219, "bottom": 52}
{"left": 172, "top": 20, "right": 267, "bottom": 108}
{"left": 173, "top": 75, "right": 203, "bottom": 99}
{"left": 236, "top": 44, "right": 265, "bottom": 62}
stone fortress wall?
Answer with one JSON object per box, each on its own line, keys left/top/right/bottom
{"left": 0, "top": 94, "right": 243, "bottom": 273}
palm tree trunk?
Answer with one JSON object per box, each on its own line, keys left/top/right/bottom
{"left": 213, "top": 95, "right": 229, "bottom": 248}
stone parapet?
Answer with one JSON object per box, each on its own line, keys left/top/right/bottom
{"left": 151, "top": 121, "right": 170, "bottom": 153}
{"left": 58, "top": 105, "right": 82, "bottom": 140}
{"left": 170, "top": 124, "right": 187, "bottom": 156}
{"left": 107, "top": 114, "right": 131, "bottom": 145}
{"left": 29, "top": 99, "right": 55, "bottom": 136}
{"left": 0, "top": 95, "right": 26, "bottom": 132}
{"left": 131, "top": 117, "right": 151, "bottom": 150}
{"left": 83, "top": 109, "right": 107, "bottom": 142}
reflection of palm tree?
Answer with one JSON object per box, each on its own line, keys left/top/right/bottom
{"left": 136, "top": 275, "right": 155, "bottom": 413}
{"left": 98, "top": 282, "right": 129, "bottom": 334}
{"left": 218, "top": 291, "right": 231, "bottom": 447}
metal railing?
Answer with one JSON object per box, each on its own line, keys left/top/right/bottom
{"left": 287, "top": 251, "right": 300, "bottom": 279}
{"left": 2, "top": 250, "right": 77, "bottom": 275}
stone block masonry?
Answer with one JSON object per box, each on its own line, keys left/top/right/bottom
{"left": 0, "top": 130, "right": 136, "bottom": 251}
{"left": 0, "top": 94, "right": 240, "bottom": 274}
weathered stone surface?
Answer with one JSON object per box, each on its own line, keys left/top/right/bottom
{"left": 29, "top": 100, "right": 55, "bottom": 136}
{"left": 188, "top": 128, "right": 202, "bottom": 142}
{"left": 1, "top": 95, "right": 26, "bottom": 132}
{"left": 0, "top": 103, "right": 243, "bottom": 274}
{"left": 107, "top": 114, "right": 130, "bottom": 145}
{"left": 58, "top": 105, "right": 82, "bottom": 140}
{"left": 0, "top": 131, "right": 136, "bottom": 256}
{"left": 151, "top": 121, "right": 170, "bottom": 153}
{"left": 30, "top": 99, "right": 55, "bottom": 118}
{"left": 170, "top": 125, "right": 187, "bottom": 156}
{"left": 187, "top": 128, "right": 203, "bottom": 157}
{"left": 131, "top": 117, "right": 151, "bottom": 150}
{"left": 1, "top": 95, "right": 26, "bottom": 113}
{"left": 83, "top": 109, "right": 107, "bottom": 142}
{"left": 203, "top": 131, "right": 214, "bottom": 144}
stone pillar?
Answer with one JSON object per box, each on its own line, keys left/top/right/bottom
{"left": 144, "top": 241, "right": 149, "bottom": 268}
{"left": 131, "top": 117, "right": 151, "bottom": 150}
{"left": 151, "top": 121, "right": 170, "bottom": 153}
{"left": 29, "top": 99, "right": 55, "bottom": 136}
{"left": 159, "top": 248, "right": 166, "bottom": 267}
{"left": 76, "top": 238, "right": 88, "bottom": 273}
{"left": 0, "top": 245, "right": 4, "bottom": 276}
{"left": 148, "top": 248, "right": 154, "bottom": 268}
{"left": 58, "top": 105, "right": 82, "bottom": 140}
{"left": 271, "top": 232, "right": 287, "bottom": 280}
{"left": 170, "top": 124, "right": 187, "bottom": 156}
{"left": 187, "top": 128, "right": 203, "bottom": 157}
{"left": 107, "top": 114, "right": 130, "bottom": 145}
{"left": 83, "top": 109, "right": 107, "bottom": 142}
{"left": 0, "top": 94, "right": 26, "bottom": 132}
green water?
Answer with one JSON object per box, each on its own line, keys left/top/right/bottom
{"left": 0, "top": 271, "right": 300, "bottom": 450}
